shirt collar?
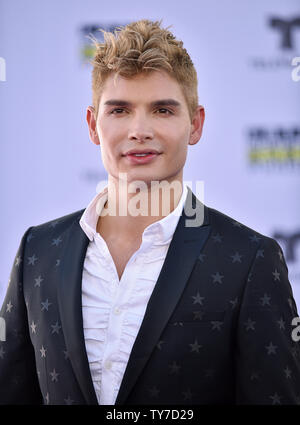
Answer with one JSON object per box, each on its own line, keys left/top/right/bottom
{"left": 79, "top": 183, "right": 188, "bottom": 244}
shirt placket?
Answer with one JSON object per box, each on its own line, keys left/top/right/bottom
{"left": 99, "top": 241, "right": 143, "bottom": 404}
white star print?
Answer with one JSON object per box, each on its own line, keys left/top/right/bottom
{"left": 198, "top": 253, "right": 206, "bottom": 262}
{"left": 211, "top": 272, "right": 224, "bottom": 284}
{"left": 260, "top": 293, "right": 271, "bottom": 306}
{"left": 269, "top": 392, "right": 282, "bottom": 405}
{"left": 50, "top": 369, "right": 59, "bottom": 382}
{"left": 27, "top": 254, "right": 38, "bottom": 265}
{"left": 182, "top": 388, "right": 192, "bottom": 400}
{"left": 0, "top": 346, "right": 5, "bottom": 359}
{"left": 30, "top": 321, "right": 37, "bottom": 334}
{"left": 168, "top": 361, "right": 181, "bottom": 374}
{"left": 52, "top": 236, "right": 62, "bottom": 247}
{"left": 193, "top": 310, "right": 205, "bottom": 320}
{"left": 41, "top": 299, "right": 52, "bottom": 311}
{"left": 49, "top": 221, "right": 59, "bottom": 228}
{"left": 156, "top": 340, "right": 164, "bottom": 350}
{"left": 173, "top": 322, "right": 184, "bottom": 326}
{"left": 45, "top": 392, "right": 50, "bottom": 404}
{"left": 34, "top": 275, "right": 44, "bottom": 287}
{"left": 229, "top": 298, "right": 238, "bottom": 309}
{"left": 51, "top": 321, "right": 61, "bottom": 334}
{"left": 244, "top": 318, "right": 256, "bottom": 331}
{"left": 287, "top": 298, "right": 294, "bottom": 310}
{"left": 211, "top": 321, "right": 223, "bottom": 331}
{"left": 40, "top": 345, "right": 46, "bottom": 358}
{"left": 250, "top": 234, "right": 261, "bottom": 243}
{"left": 189, "top": 339, "right": 202, "bottom": 353}
{"left": 6, "top": 301, "right": 13, "bottom": 313}
{"left": 284, "top": 366, "right": 291, "bottom": 378}
{"left": 191, "top": 292, "right": 205, "bottom": 305}
{"left": 272, "top": 269, "right": 280, "bottom": 282}
{"left": 256, "top": 249, "right": 264, "bottom": 259}
{"left": 212, "top": 233, "right": 222, "bottom": 243}
{"left": 64, "top": 395, "right": 74, "bottom": 405}
{"left": 277, "top": 318, "right": 285, "bottom": 330}
{"left": 26, "top": 233, "right": 34, "bottom": 242}
{"left": 265, "top": 341, "right": 278, "bottom": 355}
{"left": 15, "top": 256, "right": 22, "bottom": 267}
{"left": 231, "top": 252, "right": 242, "bottom": 263}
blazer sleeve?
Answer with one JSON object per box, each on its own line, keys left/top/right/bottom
{"left": 235, "top": 236, "right": 300, "bottom": 405}
{"left": 0, "top": 228, "right": 43, "bottom": 404}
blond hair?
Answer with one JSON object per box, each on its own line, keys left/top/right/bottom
{"left": 90, "top": 19, "right": 198, "bottom": 120}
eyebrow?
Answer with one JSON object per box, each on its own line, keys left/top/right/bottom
{"left": 103, "top": 99, "right": 181, "bottom": 108}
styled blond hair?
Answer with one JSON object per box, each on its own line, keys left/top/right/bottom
{"left": 90, "top": 19, "right": 198, "bottom": 121}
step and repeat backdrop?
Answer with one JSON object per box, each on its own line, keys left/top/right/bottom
{"left": 0, "top": 0, "right": 299, "bottom": 307}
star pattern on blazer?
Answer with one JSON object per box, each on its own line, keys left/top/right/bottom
{"left": 0, "top": 188, "right": 300, "bottom": 405}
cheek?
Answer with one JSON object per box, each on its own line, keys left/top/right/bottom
{"left": 166, "top": 127, "right": 190, "bottom": 153}
{"left": 164, "top": 128, "right": 189, "bottom": 168}
{"left": 97, "top": 125, "right": 121, "bottom": 159}
{"left": 163, "top": 119, "right": 190, "bottom": 139}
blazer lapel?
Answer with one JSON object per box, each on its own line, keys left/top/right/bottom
{"left": 115, "top": 188, "right": 211, "bottom": 405}
{"left": 57, "top": 216, "right": 98, "bottom": 405}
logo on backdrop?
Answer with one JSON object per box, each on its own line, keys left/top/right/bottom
{"left": 79, "top": 22, "right": 128, "bottom": 63}
{"left": 269, "top": 17, "right": 300, "bottom": 50}
{"left": 272, "top": 229, "right": 300, "bottom": 287}
{"left": 246, "top": 126, "right": 300, "bottom": 169}
{"left": 249, "top": 15, "right": 300, "bottom": 70}
{"left": 273, "top": 230, "right": 300, "bottom": 263}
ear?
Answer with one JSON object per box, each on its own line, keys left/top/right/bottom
{"left": 189, "top": 105, "right": 205, "bottom": 146}
{"left": 86, "top": 106, "right": 100, "bottom": 146}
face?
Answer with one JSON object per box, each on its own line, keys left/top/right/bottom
{"left": 87, "top": 70, "right": 205, "bottom": 188}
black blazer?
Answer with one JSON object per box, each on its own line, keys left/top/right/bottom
{"left": 0, "top": 187, "right": 299, "bottom": 405}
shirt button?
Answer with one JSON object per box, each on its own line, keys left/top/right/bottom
{"left": 114, "top": 307, "right": 121, "bottom": 315}
{"left": 105, "top": 360, "right": 112, "bottom": 370}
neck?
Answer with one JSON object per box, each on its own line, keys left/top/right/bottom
{"left": 97, "top": 176, "right": 184, "bottom": 240}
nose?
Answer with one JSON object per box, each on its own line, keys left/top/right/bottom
{"left": 128, "top": 112, "right": 154, "bottom": 141}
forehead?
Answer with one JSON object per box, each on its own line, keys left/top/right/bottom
{"left": 99, "top": 70, "right": 186, "bottom": 104}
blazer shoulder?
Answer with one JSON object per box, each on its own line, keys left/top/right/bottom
{"left": 27, "top": 208, "right": 86, "bottom": 237}
{"left": 206, "top": 205, "right": 279, "bottom": 248}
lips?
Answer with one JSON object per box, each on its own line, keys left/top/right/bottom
{"left": 123, "top": 150, "right": 161, "bottom": 165}
{"left": 123, "top": 149, "right": 161, "bottom": 156}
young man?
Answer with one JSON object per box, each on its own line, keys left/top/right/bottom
{"left": 0, "top": 20, "right": 299, "bottom": 405}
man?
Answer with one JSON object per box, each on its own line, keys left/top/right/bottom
{"left": 0, "top": 19, "right": 299, "bottom": 405}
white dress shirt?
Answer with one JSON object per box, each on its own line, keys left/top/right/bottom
{"left": 79, "top": 183, "right": 188, "bottom": 405}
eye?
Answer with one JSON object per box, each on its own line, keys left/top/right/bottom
{"left": 110, "top": 108, "right": 126, "bottom": 114}
{"left": 156, "top": 108, "right": 173, "bottom": 115}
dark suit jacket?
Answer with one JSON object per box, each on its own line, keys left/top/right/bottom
{"left": 0, "top": 188, "right": 299, "bottom": 405}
